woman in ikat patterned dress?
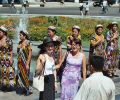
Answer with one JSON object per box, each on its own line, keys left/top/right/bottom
{"left": 0, "top": 26, "right": 16, "bottom": 91}
{"left": 105, "top": 22, "right": 119, "bottom": 77}
{"left": 16, "top": 30, "right": 32, "bottom": 95}
{"left": 89, "top": 24, "right": 106, "bottom": 65}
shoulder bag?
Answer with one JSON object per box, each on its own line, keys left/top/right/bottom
{"left": 33, "top": 56, "right": 46, "bottom": 91}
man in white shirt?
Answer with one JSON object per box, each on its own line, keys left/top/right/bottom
{"left": 102, "top": 0, "right": 108, "bottom": 13}
{"left": 74, "top": 55, "right": 115, "bottom": 100}
{"left": 84, "top": 2, "right": 89, "bottom": 15}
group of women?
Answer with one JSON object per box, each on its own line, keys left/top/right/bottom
{"left": 35, "top": 25, "right": 86, "bottom": 100}
{"left": 0, "top": 21, "right": 119, "bottom": 100}
{"left": 0, "top": 26, "right": 32, "bottom": 95}
{"left": 89, "top": 22, "right": 119, "bottom": 78}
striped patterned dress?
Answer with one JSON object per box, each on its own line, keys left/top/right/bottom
{"left": 17, "top": 40, "right": 32, "bottom": 95}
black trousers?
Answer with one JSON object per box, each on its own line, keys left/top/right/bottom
{"left": 39, "top": 74, "right": 55, "bottom": 100}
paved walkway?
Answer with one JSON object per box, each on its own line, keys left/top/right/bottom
{"left": 0, "top": 69, "right": 120, "bottom": 100}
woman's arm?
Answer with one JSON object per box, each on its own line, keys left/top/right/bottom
{"left": 26, "top": 45, "right": 32, "bottom": 71}
{"left": 82, "top": 53, "right": 87, "bottom": 80}
{"left": 111, "top": 32, "right": 119, "bottom": 41}
{"left": 26, "top": 43, "right": 32, "bottom": 65}
{"left": 10, "top": 50, "right": 13, "bottom": 65}
{"left": 55, "top": 52, "right": 68, "bottom": 69}
{"left": 58, "top": 45, "right": 62, "bottom": 64}
{"left": 91, "top": 37, "right": 101, "bottom": 47}
{"left": 36, "top": 54, "right": 45, "bottom": 74}
{"left": 9, "top": 39, "right": 13, "bottom": 65}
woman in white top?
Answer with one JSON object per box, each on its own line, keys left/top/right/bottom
{"left": 36, "top": 37, "right": 60, "bottom": 100}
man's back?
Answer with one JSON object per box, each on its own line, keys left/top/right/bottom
{"left": 74, "top": 72, "right": 115, "bottom": 100}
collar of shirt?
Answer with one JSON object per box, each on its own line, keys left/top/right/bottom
{"left": 91, "top": 72, "right": 103, "bottom": 77}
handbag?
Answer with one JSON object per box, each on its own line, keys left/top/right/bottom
{"left": 33, "top": 74, "right": 44, "bottom": 91}
{"left": 33, "top": 58, "right": 46, "bottom": 91}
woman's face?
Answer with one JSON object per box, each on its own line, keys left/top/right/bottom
{"left": 0, "top": 30, "right": 4, "bottom": 39}
{"left": 48, "top": 29, "right": 55, "bottom": 38}
{"left": 19, "top": 33, "right": 25, "bottom": 41}
{"left": 71, "top": 42, "right": 80, "bottom": 53}
{"left": 112, "top": 24, "right": 118, "bottom": 32}
{"left": 96, "top": 27, "right": 103, "bottom": 35}
{"left": 72, "top": 28, "right": 79, "bottom": 37}
{"left": 45, "top": 43, "right": 54, "bottom": 55}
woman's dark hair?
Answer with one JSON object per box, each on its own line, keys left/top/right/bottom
{"left": 20, "top": 30, "right": 29, "bottom": 40}
{"left": 38, "top": 47, "right": 46, "bottom": 55}
{"left": 48, "top": 28, "right": 56, "bottom": 34}
{"left": 0, "top": 29, "right": 7, "bottom": 36}
{"left": 38, "top": 42, "right": 54, "bottom": 55}
{"left": 72, "top": 38, "right": 81, "bottom": 46}
{"left": 95, "top": 27, "right": 103, "bottom": 33}
{"left": 91, "top": 55, "right": 104, "bottom": 71}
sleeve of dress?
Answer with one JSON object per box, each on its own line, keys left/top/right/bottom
{"left": 27, "top": 41, "right": 32, "bottom": 51}
{"left": 90, "top": 34, "right": 96, "bottom": 45}
{"left": 74, "top": 80, "right": 89, "bottom": 100}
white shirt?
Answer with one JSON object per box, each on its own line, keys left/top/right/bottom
{"left": 103, "top": 1, "right": 107, "bottom": 6}
{"left": 85, "top": 4, "right": 89, "bottom": 11}
{"left": 44, "top": 55, "right": 55, "bottom": 75}
{"left": 74, "top": 72, "right": 115, "bottom": 100}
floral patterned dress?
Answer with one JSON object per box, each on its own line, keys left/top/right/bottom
{"left": 0, "top": 38, "right": 15, "bottom": 90}
{"left": 61, "top": 52, "right": 83, "bottom": 100}
{"left": 89, "top": 34, "right": 105, "bottom": 64}
{"left": 105, "top": 31, "right": 119, "bottom": 73}
{"left": 17, "top": 40, "right": 32, "bottom": 95}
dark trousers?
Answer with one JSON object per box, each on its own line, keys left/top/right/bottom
{"left": 39, "top": 74, "right": 55, "bottom": 100}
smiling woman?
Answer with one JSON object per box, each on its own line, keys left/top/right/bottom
{"left": 61, "top": 38, "right": 86, "bottom": 100}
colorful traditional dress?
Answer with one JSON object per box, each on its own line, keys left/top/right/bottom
{"left": 105, "top": 31, "right": 119, "bottom": 74}
{"left": 61, "top": 52, "right": 83, "bottom": 100}
{"left": 0, "top": 38, "right": 15, "bottom": 91}
{"left": 52, "top": 35, "right": 62, "bottom": 64}
{"left": 17, "top": 40, "right": 32, "bottom": 95}
{"left": 89, "top": 34, "right": 105, "bottom": 65}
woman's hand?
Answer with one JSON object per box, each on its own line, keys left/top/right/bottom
{"left": 26, "top": 64, "right": 29, "bottom": 72}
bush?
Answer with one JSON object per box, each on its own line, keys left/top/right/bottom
{"left": 0, "top": 16, "right": 120, "bottom": 42}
